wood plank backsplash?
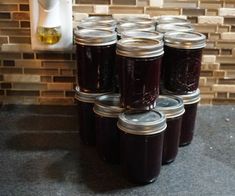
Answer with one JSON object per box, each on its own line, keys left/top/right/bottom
{"left": 0, "top": 0, "right": 235, "bottom": 105}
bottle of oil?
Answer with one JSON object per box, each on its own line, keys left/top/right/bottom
{"left": 37, "top": 0, "right": 61, "bottom": 45}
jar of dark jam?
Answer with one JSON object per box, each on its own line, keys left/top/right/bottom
{"left": 162, "top": 31, "right": 206, "bottom": 94}
{"left": 75, "top": 87, "right": 109, "bottom": 145}
{"left": 75, "top": 29, "right": 117, "bottom": 93}
{"left": 156, "top": 23, "right": 194, "bottom": 34}
{"left": 93, "top": 94, "right": 124, "bottom": 164}
{"left": 177, "top": 89, "right": 200, "bottom": 146}
{"left": 116, "top": 23, "right": 155, "bottom": 40}
{"left": 154, "top": 96, "right": 185, "bottom": 164}
{"left": 117, "top": 110, "right": 167, "bottom": 184}
{"left": 154, "top": 16, "right": 191, "bottom": 25}
{"left": 116, "top": 38, "right": 164, "bottom": 109}
{"left": 121, "top": 30, "right": 163, "bottom": 41}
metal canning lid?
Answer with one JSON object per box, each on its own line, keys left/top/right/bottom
{"left": 81, "top": 16, "right": 116, "bottom": 26}
{"left": 118, "top": 16, "right": 154, "bottom": 25}
{"left": 116, "top": 22, "right": 155, "bottom": 35}
{"left": 164, "top": 31, "right": 206, "bottom": 49}
{"left": 154, "top": 95, "right": 185, "bottom": 119}
{"left": 117, "top": 110, "right": 167, "bottom": 135}
{"left": 177, "top": 89, "right": 201, "bottom": 105}
{"left": 74, "top": 29, "right": 117, "bottom": 46}
{"left": 75, "top": 86, "right": 110, "bottom": 103}
{"left": 77, "top": 21, "right": 116, "bottom": 31}
{"left": 155, "top": 16, "right": 191, "bottom": 25}
{"left": 156, "top": 24, "right": 194, "bottom": 34}
{"left": 121, "top": 30, "right": 163, "bottom": 41}
{"left": 116, "top": 38, "right": 164, "bottom": 58}
{"left": 93, "top": 94, "right": 124, "bottom": 118}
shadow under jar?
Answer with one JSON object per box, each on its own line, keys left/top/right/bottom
{"left": 116, "top": 38, "right": 164, "bottom": 109}
{"left": 75, "top": 87, "right": 109, "bottom": 146}
{"left": 162, "top": 31, "right": 206, "bottom": 94}
{"left": 177, "top": 89, "right": 200, "bottom": 146}
{"left": 74, "top": 29, "right": 117, "bottom": 93}
{"left": 154, "top": 96, "right": 185, "bottom": 164}
{"left": 93, "top": 94, "right": 124, "bottom": 164}
{"left": 117, "top": 110, "right": 167, "bottom": 184}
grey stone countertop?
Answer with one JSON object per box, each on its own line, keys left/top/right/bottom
{"left": 0, "top": 105, "right": 234, "bottom": 196}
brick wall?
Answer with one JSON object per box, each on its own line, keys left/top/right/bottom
{"left": 0, "top": 0, "right": 235, "bottom": 105}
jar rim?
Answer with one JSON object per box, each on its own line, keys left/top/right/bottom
{"left": 154, "top": 16, "right": 190, "bottom": 25}
{"left": 117, "top": 110, "right": 167, "bottom": 135}
{"left": 93, "top": 94, "right": 124, "bottom": 118}
{"left": 164, "top": 31, "right": 206, "bottom": 49}
{"left": 121, "top": 30, "right": 163, "bottom": 40}
{"left": 156, "top": 23, "right": 194, "bottom": 34}
{"left": 117, "top": 22, "right": 155, "bottom": 34}
{"left": 116, "top": 38, "right": 164, "bottom": 58}
{"left": 154, "top": 95, "right": 185, "bottom": 119}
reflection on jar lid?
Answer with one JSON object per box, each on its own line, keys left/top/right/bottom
{"left": 117, "top": 22, "right": 155, "bottom": 35}
{"left": 75, "top": 86, "right": 111, "bottom": 103}
{"left": 164, "top": 31, "right": 206, "bottom": 49}
{"left": 81, "top": 16, "right": 116, "bottom": 26}
{"left": 77, "top": 21, "right": 116, "bottom": 31}
{"left": 74, "top": 29, "right": 117, "bottom": 46}
{"left": 154, "top": 16, "right": 191, "bottom": 25}
{"left": 117, "top": 110, "right": 167, "bottom": 135}
{"left": 116, "top": 38, "right": 164, "bottom": 58}
{"left": 121, "top": 30, "right": 163, "bottom": 40}
{"left": 154, "top": 96, "right": 185, "bottom": 119}
{"left": 93, "top": 94, "right": 124, "bottom": 118}
{"left": 156, "top": 23, "right": 194, "bottom": 34}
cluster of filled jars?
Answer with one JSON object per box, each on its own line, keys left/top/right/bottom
{"left": 74, "top": 15, "right": 206, "bottom": 184}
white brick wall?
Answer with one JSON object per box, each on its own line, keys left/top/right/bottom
{"left": 198, "top": 16, "right": 224, "bottom": 24}
{"left": 218, "top": 8, "right": 235, "bottom": 16}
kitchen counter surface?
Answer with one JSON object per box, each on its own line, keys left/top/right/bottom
{"left": 0, "top": 105, "right": 234, "bottom": 196}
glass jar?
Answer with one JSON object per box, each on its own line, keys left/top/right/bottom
{"left": 177, "top": 89, "right": 200, "bottom": 146}
{"left": 75, "top": 87, "right": 109, "bottom": 145}
{"left": 154, "top": 16, "right": 191, "bottom": 25}
{"left": 156, "top": 23, "right": 194, "bottom": 34}
{"left": 118, "top": 16, "right": 154, "bottom": 26}
{"left": 162, "top": 31, "right": 206, "bottom": 94}
{"left": 154, "top": 96, "right": 185, "bottom": 164}
{"left": 121, "top": 30, "right": 163, "bottom": 41}
{"left": 116, "top": 23, "right": 155, "bottom": 40}
{"left": 75, "top": 29, "right": 117, "bottom": 93}
{"left": 81, "top": 16, "right": 117, "bottom": 26}
{"left": 93, "top": 94, "right": 124, "bottom": 163}
{"left": 117, "top": 110, "right": 167, "bottom": 184}
{"left": 77, "top": 21, "right": 116, "bottom": 32}
{"left": 116, "top": 38, "right": 164, "bottom": 109}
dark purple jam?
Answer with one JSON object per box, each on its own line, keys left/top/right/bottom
{"left": 162, "top": 45, "right": 202, "bottom": 94}
{"left": 180, "top": 102, "right": 198, "bottom": 146}
{"left": 95, "top": 115, "right": 120, "bottom": 163}
{"left": 117, "top": 55, "right": 162, "bottom": 109}
{"left": 162, "top": 116, "right": 183, "bottom": 164}
{"left": 77, "top": 100, "right": 96, "bottom": 145}
{"left": 120, "top": 131, "right": 164, "bottom": 184}
{"left": 76, "top": 44, "right": 116, "bottom": 93}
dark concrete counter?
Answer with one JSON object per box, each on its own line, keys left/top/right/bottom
{"left": 0, "top": 105, "right": 234, "bottom": 196}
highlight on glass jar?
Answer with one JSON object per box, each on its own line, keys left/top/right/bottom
{"left": 93, "top": 94, "right": 124, "bottom": 164}
{"left": 176, "top": 89, "right": 200, "bottom": 146}
{"left": 74, "top": 29, "right": 117, "bottom": 93}
{"left": 116, "top": 38, "right": 164, "bottom": 109}
{"left": 116, "top": 22, "right": 155, "bottom": 40}
{"left": 75, "top": 87, "right": 110, "bottom": 146}
{"left": 156, "top": 23, "right": 194, "bottom": 34}
{"left": 121, "top": 30, "right": 163, "bottom": 41}
{"left": 117, "top": 110, "right": 167, "bottom": 184}
{"left": 162, "top": 31, "right": 206, "bottom": 94}
{"left": 154, "top": 95, "right": 185, "bottom": 164}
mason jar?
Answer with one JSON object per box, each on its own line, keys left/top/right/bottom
{"left": 74, "top": 29, "right": 117, "bottom": 93}
{"left": 177, "top": 89, "right": 200, "bottom": 146}
{"left": 154, "top": 95, "right": 185, "bottom": 164}
{"left": 156, "top": 23, "right": 194, "bottom": 34}
{"left": 154, "top": 16, "right": 191, "bottom": 25}
{"left": 75, "top": 87, "right": 109, "bottom": 145}
{"left": 77, "top": 21, "right": 116, "bottom": 31}
{"left": 116, "top": 38, "right": 164, "bottom": 109}
{"left": 118, "top": 16, "right": 154, "bottom": 26}
{"left": 93, "top": 94, "right": 124, "bottom": 163}
{"left": 117, "top": 110, "right": 167, "bottom": 184}
{"left": 81, "top": 16, "right": 117, "bottom": 26}
{"left": 162, "top": 31, "right": 206, "bottom": 94}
